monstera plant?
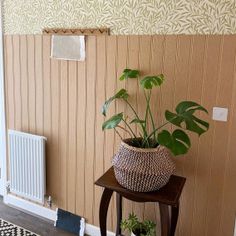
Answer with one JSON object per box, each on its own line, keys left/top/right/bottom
{"left": 102, "top": 69, "right": 209, "bottom": 155}
{"left": 102, "top": 69, "right": 209, "bottom": 192}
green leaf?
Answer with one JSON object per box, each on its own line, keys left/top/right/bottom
{"left": 165, "top": 101, "right": 209, "bottom": 136}
{"left": 102, "top": 113, "right": 123, "bottom": 130}
{"left": 158, "top": 129, "right": 191, "bottom": 156}
{"left": 130, "top": 118, "right": 145, "bottom": 124}
{"left": 176, "top": 101, "right": 208, "bottom": 114}
{"left": 140, "top": 74, "right": 164, "bottom": 89}
{"left": 119, "top": 69, "right": 139, "bottom": 80}
{"left": 102, "top": 89, "right": 129, "bottom": 116}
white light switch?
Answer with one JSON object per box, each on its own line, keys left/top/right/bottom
{"left": 212, "top": 107, "right": 228, "bottom": 122}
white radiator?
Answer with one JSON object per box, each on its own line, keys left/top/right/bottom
{"left": 8, "top": 130, "right": 46, "bottom": 204}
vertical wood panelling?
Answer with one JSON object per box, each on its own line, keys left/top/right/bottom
{"left": 116, "top": 35, "right": 128, "bottom": 137}
{"left": 205, "top": 36, "right": 236, "bottom": 236}
{"left": 50, "top": 56, "right": 60, "bottom": 203}
{"left": 67, "top": 60, "right": 77, "bottom": 213}
{"left": 75, "top": 58, "right": 86, "bottom": 216}
{"left": 139, "top": 35, "right": 157, "bottom": 223}
{"left": 12, "top": 35, "right": 21, "bottom": 130}
{"left": 104, "top": 36, "right": 117, "bottom": 230}
{"left": 59, "top": 60, "right": 68, "bottom": 209}
{"left": 161, "top": 36, "right": 176, "bottom": 129}
{"left": 190, "top": 36, "right": 221, "bottom": 236}
{"left": 116, "top": 36, "right": 132, "bottom": 223}
{"left": 160, "top": 35, "right": 177, "bottom": 234}
{"left": 34, "top": 35, "right": 43, "bottom": 135}
{"left": 84, "top": 36, "right": 96, "bottom": 222}
{"left": 127, "top": 36, "right": 144, "bottom": 222}
{"left": 4, "top": 35, "right": 236, "bottom": 236}
{"left": 93, "top": 36, "right": 106, "bottom": 226}
{"left": 5, "top": 36, "right": 14, "bottom": 129}
{"left": 150, "top": 36, "right": 165, "bottom": 128}
{"left": 219, "top": 51, "right": 236, "bottom": 235}
{"left": 149, "top": 35, "right": 166, "bottom": 236}
{"left": 182, "top": 36, "right": 206, "bottom": 236}
{"left": 42, "top": 35, "right": 52, "bottom": 197}
{"left": 3, "top": 37, "right": 8, "bottom": 129}
{"left": 27, "top": 35, "right": 36, "bottom": 132}
{"left": 20, "top": 35, "right": 29, "bottom": 132}
{"left": 76, "top": 59, "right": 86, "bottom": 216}
{"left": 138, "top": 36, "right": 151, "bottom": 128}
{"left": 171, "top": 37, "right": 192, "bottom": 235}
{"left": 171, "top": 36, "right": 191, "bottom": 176}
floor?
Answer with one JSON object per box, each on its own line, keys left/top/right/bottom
{"left": 0, "top": 198, "right": 76, "bottom": 236}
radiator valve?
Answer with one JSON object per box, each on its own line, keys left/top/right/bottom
{"left": 6, "top": 182, "right": 10, "bottom": 193}
{"left": 47, "top": 196, "right": 52, "bottom": 208}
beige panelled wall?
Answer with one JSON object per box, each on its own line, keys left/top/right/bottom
{"left": 4, "top": 35, "right": 236, "bottom": 236}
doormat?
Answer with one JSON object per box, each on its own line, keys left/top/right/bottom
{"left": 0, "top": 218, "right": 39, "bottom": 236}
{"left": 55, "top": 208, "right": 85, "bottom": 236}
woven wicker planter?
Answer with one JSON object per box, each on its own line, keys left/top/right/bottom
{"left": 112, "top": 139, "right": 175, "bottom": 192}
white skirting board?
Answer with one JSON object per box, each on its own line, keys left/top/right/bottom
{"left": 85, "top": 224, "right": 115, "bottom": 236}
{"left": 4, "top": 194, "right": 56, "bottom": 221}
{"left": 0, "top": 184, "right": 4, "bottom": 196}
{"left": 234, "top": 218, "right": 236, "bottom": 236}
{"left": 4, "top": 194, "right": 115, "bottom": 236}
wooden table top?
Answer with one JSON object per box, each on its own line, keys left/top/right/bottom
{"left": 95, "top": 167, "right": 186, "bottom": 206}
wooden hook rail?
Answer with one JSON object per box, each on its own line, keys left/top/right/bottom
{"left": 43, "top": 28, "right": 110, "bottom": 36}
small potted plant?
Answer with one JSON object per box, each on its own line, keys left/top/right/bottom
{"left": 121, "top": 213, "right": 156, "bottom": 236}
{"left": 102, "top": 69, "right": 209, "bottom": 192}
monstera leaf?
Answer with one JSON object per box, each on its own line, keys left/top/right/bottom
{"left": 165, "top": 101, "right": 209, "bottom": 136}
{"left": 119, "top": 69, "right": 139, "bottom": 81}
{"left": 102, "top": 89, "right": 129, "bottom": 116}
{"left": 102, "top": 113, "right": 123, "bottom": 130}
{"left": 140, "top": 74, "right": 164, "bottom": 89}
{"left": 158, "top": 129, "right": 191, "bottom": 155}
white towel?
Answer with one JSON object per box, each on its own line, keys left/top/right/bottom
{"left": 51, "top": 35, "right": 85, "bottom": 61}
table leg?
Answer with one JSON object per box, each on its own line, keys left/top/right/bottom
{"left": 99, "top": 188, "right": 113, "bottom": 236}
{"left": 170, "top": 202, "right": 179, "bottom": 236}
{"left": 159, "top": 203, "right": 170, "bottom": 236}
{"left": 116, "top": 193, "right": 122, "bottom": 236}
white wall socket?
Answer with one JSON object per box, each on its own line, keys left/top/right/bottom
{"left": 212, "top": 107, "right": 228, "bottom": 122}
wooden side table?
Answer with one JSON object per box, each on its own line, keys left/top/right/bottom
{"left": 95, "top": 167, "right": 186, "bottom": 236}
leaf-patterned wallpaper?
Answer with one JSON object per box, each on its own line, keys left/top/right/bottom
{"left": 3, "top": 0, "right": 236, "bottom": 35}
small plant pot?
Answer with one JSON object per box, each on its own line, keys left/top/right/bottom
{"left": 112, "top": 139, "right": 175, "bottom": 192}
{"left": 131, "top": 230, "right": 146, "bottom": 236}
